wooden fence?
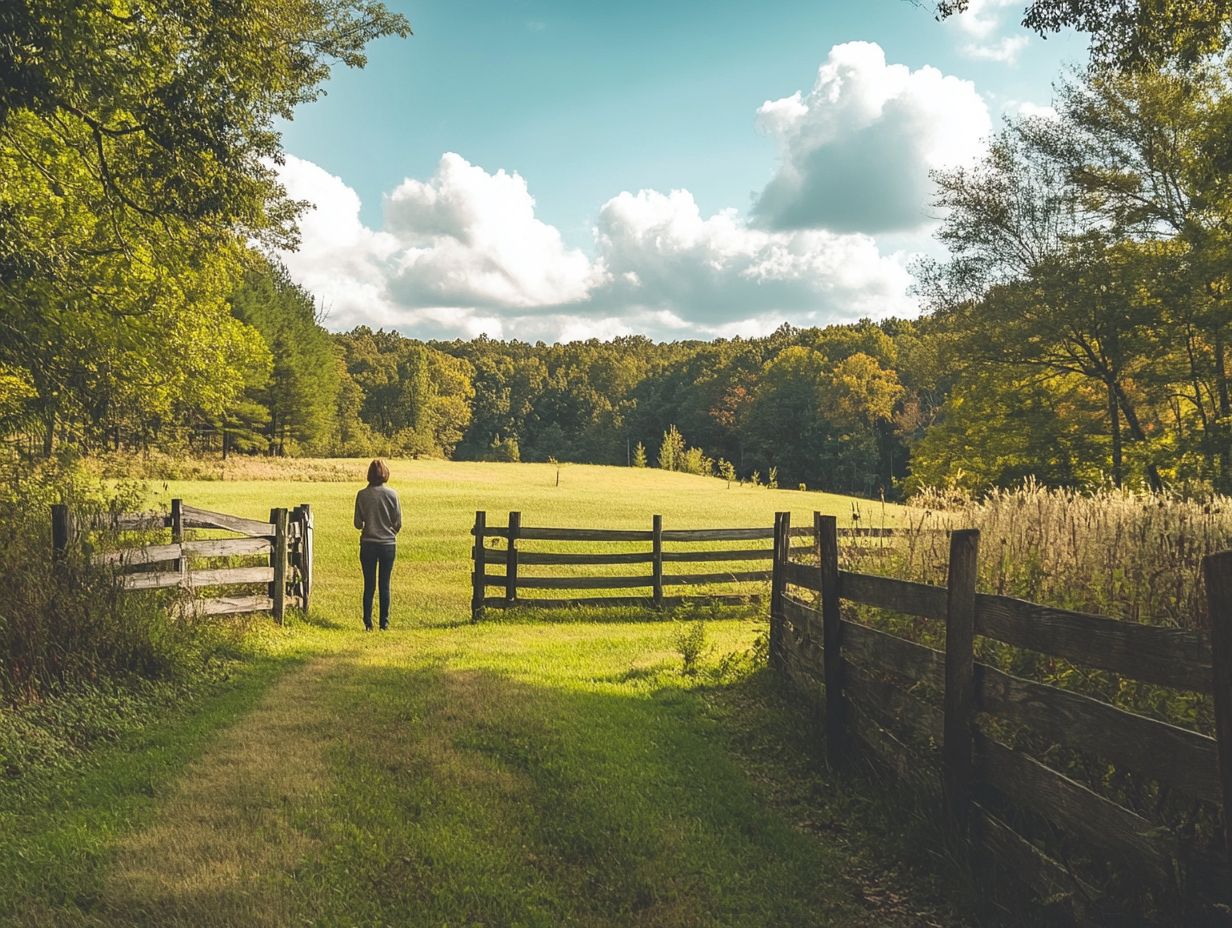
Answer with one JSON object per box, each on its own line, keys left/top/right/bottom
{"left": 470, "top": 510, "right": 896, "bottom": 621}
{"left": 769, "top": 511, "right": 1232, "bottom": 917}
{"left": 51, "top": 498, "right": 313, "bottom": 622}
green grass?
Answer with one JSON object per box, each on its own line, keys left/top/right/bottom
{"left": 147, "top": 459, "right": 902, "bottom": 627}
{"left": 1, "top": 461, "right": 964, "bottom": 927}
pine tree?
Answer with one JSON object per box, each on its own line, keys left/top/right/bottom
{"left": 633, "top": 441, "right": 647, "bottom": 467}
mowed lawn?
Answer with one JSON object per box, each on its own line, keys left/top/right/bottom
{"left": 2, "top": 463, "right": 957, "bottom": 927}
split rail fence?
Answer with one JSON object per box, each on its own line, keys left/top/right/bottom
{"left": 469, "top": 509, "right": 894, "bottom": 621}
{"left": 769, "top": 511, "right": 1232, "bottom": 917}
{"left": 51, "top": 498, "right": 313, "bottom": 622}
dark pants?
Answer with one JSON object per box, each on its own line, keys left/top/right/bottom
{"left": 359, "top": 542, "right": 396, "bottom": 629}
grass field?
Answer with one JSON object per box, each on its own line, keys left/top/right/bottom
{"left": 0, "top": 462, "right": 966, "bottom": 927}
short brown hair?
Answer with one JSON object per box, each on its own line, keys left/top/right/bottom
{"left": 366, "top": 459, "right": 390, "bottom": 486}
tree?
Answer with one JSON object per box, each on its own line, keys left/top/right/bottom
{"left": 632, "top": 442, "right": 648, "bottom": 467}
{"left": 743, "top": 347, "right": 830, "bottom": 488}
{"left": 658, "top": 425, "right": 685, "bottom": 471}
{"left": 931, "top": 0, "right": 1232, "bottom": 69}
{"left": 906, "top": 367, "right": 1108, "bottom": 491}
{"left": 924, "top": 111, "right": 1172, "bottom": 489}
{"left": 0, "top": 0, "right": 410, "bottom": 275}
{"left": 229, "top": 257, "right": 340, "bottom": 455}
{"left": 0, "top": 0, "right": 408, "bottom": 457}
{"left": 921, "top": 64, "right": 1232, "bottom": 491}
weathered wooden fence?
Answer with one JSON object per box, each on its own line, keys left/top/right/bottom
{"left": 769, "top": 511, "right": 1232, "bottom": 917}
{"left": 51, "top": 498, "right": 313, "bottom": 622}
{"left": 470, "top": 510, "right": 896, "bottom": 621}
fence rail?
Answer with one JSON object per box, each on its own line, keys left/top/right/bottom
{"left": 471, "top": 511, "right": 792, "bottom": 620}
{"left": 470, "top": 512, "right": 901, "bottom": 621}
{"left": 51, "top": 497, "right": 313, "bottom": 622}
{"left": 768, "top": 510, "right": 1232, "bottom": 917}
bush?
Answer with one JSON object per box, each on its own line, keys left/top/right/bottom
{"left": 0, "top": 462, "right": 215, "bottom": 705}
{"left": 671, "top": 619, "right": 708, "bottom": 676}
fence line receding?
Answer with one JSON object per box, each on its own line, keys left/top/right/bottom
{"left": 768, "top": 510, "right": 1232, "bottom": 918}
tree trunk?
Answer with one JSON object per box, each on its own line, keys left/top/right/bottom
{"left": 1110, "top": 380, "right": 1163, "bottom": 492}
{"left": 1108, "top": 381, "right": 1123, "bottom": 488}
{"left": 42, "top": 412, "right": 55, "bottom": 458}
{"left": 1217, "top": 326, "right": 1231, "bottom": 490}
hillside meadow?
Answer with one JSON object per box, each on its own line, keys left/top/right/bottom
{"left": 149, "top": 459, "right": 906, "bottom": 626}
{"left": 1, "top": 461, "right": 967, "bottom": 928}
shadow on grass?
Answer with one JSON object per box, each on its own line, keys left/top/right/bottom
{"left": 478, "top": 601, "right": 764, "bottom": 626}
{"left": 34, "top": 641, "right": 969, "bottom": 928}
{"left": 282, "top": 659, "right": 870, "bottom": 928}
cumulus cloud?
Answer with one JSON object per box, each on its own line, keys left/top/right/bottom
{"left": 275, "top": 44, "right": 992, "bottom": 341}
{"left": 948, "top": 0, "right": 1031, "bottom": 62}
{"left": 1003, "top": 99, "right": 1059, "bottom": 121}
{"left": 276, "top": 155, "right": 919, "bottom": 340}
{"left": 964, "top": 35, "right": 1029, "bottom": 62}
{"left": 382, "top": 152, "right": 605, "bottom": 310}
{"left": 752, "top": 42, "right": 990, "bottom": 234}
{"left": 276, "top": 155, "right": 401, "bottom": 328}
{"left": 592, "top": 188, "right": 914, "bottom": 325}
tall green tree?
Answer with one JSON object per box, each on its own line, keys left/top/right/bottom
{"left": 229, "top": 257, "right": 340, "bottom": 455}
{"left": 931, "top": 0, "right": 1232, "bottom": 69}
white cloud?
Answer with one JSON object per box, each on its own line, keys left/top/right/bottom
{"left": 963, "top": 35, "right": 1029, "bottom": 62}
{"left": 594, "top": 188, "right": 915, "bottom": 325}
{"left": 752, "top": 42, "right": 991, "bottom": 234}
{"left": 948, "top": 0, "right": 1031, "bottom": 62}
{"left": 275, "top": 44, "right": 994, "bottom": 341}
{"left": 276, "top": 159, "right": 920, "bottom": 340}
{"left": 953, "top": 0, "right": 1019, "bottom": 39}
{"left": 382, "top": 152, "right": 605, "bottom": 310}
{"left": 1003, "top": 99, "right": 1059, "bottom": 121}
{"left": 276, "top": 155, "right": 401, "bottom": 327}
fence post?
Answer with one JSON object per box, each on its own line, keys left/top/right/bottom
{"left": 769, "top": 512, "right": 785, "bottom": 672}
{"left": 271, "top": 508, "right": 288, "bottom": 624}
{"left": 299, "top": 503, "right": 313, "bottom": 612}
{"left": 471, "top": 511, "right": 487, "bottom": 622}
{"left": 652, "top": 514, "right": 664, "bottom": 609}
{"left": 818, "top": 513, "right": 846, "bottom": 765}
{"left": 171, "top": 498, "right": 185, "bottom": 580}
{"left": 51, "top": 503, "right": 72, "bottom": 561}
{"left": 506, "top": 511, "right": 521, "bottom": 606}
{"left": 1203, "top": 550, "right": 1232, "bottom": 854}
{"left": 943, "top": 529, "right": 980, "bottom": 829}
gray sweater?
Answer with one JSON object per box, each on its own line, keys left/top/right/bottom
{"left": 354, "top": 484, "right": 402, "bottom": 544}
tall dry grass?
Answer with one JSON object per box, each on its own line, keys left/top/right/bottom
{"left": 884, "top": 481, "right": 1232, "bottom": 632}
{"left": 839, "top": 483, "right": 1230, "bottom": 915}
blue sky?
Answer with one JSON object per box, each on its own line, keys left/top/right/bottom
{"left": 275, "top": 0, "right": 1088, "bottom": 341}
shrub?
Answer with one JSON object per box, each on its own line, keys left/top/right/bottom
{"left": 657, "top": 425, "right": 685, "bottom": 471}
{"left": 671, "top": 619, "right": 708, "bottom": 676}
{"left": 0, "top": 462, "right": 215, "bottom": 705}
{"left": 679, "top": 446, "right": 713, "bottom": 477}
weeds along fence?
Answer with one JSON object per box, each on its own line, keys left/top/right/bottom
{"left": 769, "top": 511, "right": 1232, "bottom": 918}
{"left": 50, "top": 498, "right": 313, "bottom": 622}
{"left": 470, "top": 510, "right": 894, "bottom": 621}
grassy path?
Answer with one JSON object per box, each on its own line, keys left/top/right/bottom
{"left": 3, "top": 463, "right": 963, "bottom": 926}
{"left": 50, "top": 621, "right": 957, "bottom": 927}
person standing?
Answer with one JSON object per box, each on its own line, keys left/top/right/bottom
{"left": 354, "top": 459, "right": 401, "bottom": 631}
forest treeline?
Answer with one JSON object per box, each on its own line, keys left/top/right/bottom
{"left": 5, "top": 4, "right": 1232, "bottom": 498}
